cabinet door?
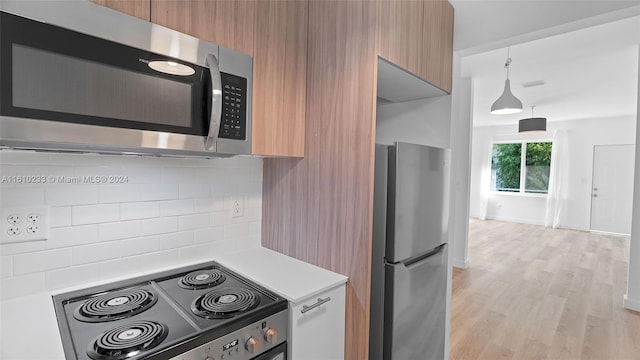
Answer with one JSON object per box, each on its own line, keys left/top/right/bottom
{"left": 378, "top": 0, "right": 454, "bottom": 93}
{"left": 378, "top": 0, "right": 424, "bottom": 80}
{"left": 150, "top": 0, "right": 255, "bottom": 56}
{"left": 291, "top": 285, "right": 346, "bottom": 360}
{"left": 422, "top": 0, "right": 454, "bottom": 92}
{"left": 252, "top": 0, "right": 307, "bottom": 157}
{"left": 92, "top": 0, "right": 150, "bottom": 20}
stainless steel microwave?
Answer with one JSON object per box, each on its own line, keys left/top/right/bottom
{"left": 0, "top": 1, "right": 252, "bottom": 157}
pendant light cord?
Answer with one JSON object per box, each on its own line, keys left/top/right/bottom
{"left": 505, "top": 47, "right": 512, "bottom": 79}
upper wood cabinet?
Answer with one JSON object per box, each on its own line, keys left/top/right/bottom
{"left": 378, "top": 0, "right": 454, "bottom": 93}
{"left": 92, "top": 0, "right": 150, "bottom": 20}
{"left": 251, "top": 0, "right": 307, "bottom": 157}
{"left": 150, "top": 0, "right": 255, "bottom": 56}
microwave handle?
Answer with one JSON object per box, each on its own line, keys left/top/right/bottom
{"left": 205, "top": 54, "right": 223, "bottom": 151}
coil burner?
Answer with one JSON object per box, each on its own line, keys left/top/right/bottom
{"left": 74, "top": 289, "right": 157, "bottom": 323}
{"left": 191, "top": 287, "right": 259, "bottom": 319}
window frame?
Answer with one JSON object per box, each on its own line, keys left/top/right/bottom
{"left": 490, "top": 140, "right": 553, "bottom": 197}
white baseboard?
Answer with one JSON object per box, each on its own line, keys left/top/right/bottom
{"left": 624, "top": 294, "right": 640, "bottom": 313}
{"left": 590, "top": 229, "right": 630, "bottom": 237}
{"left": 485, "top": 215, "right": 545, "bottom": 226}
{"left": 452, "top": 258, "right": 469, "bottom": 269}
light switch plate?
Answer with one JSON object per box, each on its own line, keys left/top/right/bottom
{"left": 1, "top": 205, "right": 50, "bottom": 243}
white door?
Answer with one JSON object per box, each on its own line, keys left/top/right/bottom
{"left": 590, "top": 144, "right": 635, "bottom": 234}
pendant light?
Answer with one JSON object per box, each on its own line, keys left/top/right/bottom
{"left": 491, "top": 48, "right": 523, "bottom": 115}
{"left": 519, "top": 106, "right": 546, "bottom": 133}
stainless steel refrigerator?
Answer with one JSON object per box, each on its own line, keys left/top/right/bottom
{"left": 369, "top": 142, "right": 450, "bottom": 360}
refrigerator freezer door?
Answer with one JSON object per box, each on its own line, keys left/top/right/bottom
{"left": 386, "top": 142, "right": 449, "bottom": 263}
{"left": 383, "top": 244, "right": 447, "bottom": 360}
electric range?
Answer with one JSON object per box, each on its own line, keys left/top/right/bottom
{"left": 52, "top": 261, "right": 288, "bottom": 360}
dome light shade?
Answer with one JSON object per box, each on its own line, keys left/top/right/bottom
{"left": 519, "top": 117, "right": 547, "bottom": 133}
{"left": 491, "top": 79, "right": 523, "bottom": 114}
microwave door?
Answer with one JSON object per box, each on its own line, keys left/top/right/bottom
{"left": 205, "top": 53, "right": 223, "bottom": 151}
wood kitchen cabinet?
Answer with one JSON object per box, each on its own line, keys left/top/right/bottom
{"left": 92, "top": 0, "right": 150, "bottom": 20}
{"left": 150, "top": 0, "right": 255, "bottom": 56}
{"left": 251, "top": 0, "right": 307, "bottom": 157}
{"left": 378, "top": 0, "right": 454, "bottom": 93}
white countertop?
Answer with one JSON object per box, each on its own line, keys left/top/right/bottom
{"left": 214, "top": 248, "right": 348, "bottom": 303}
{"left": 0, "top": 247, "right": 347, "bottom": 359}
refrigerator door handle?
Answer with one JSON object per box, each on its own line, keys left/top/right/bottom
{"left": 404, "top": 243, "right": 447, "bottom": 269}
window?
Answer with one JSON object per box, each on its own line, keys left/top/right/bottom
{"left": 491, "top": 141, "right": 552, "bottom": 194}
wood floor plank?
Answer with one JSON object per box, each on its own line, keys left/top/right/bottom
{"left": 452, "top": 219, "right": 640, "bottom": 360}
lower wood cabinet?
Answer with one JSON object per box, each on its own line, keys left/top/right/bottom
{"left": 290, "top": 284, "right": 346, "bottom": 360}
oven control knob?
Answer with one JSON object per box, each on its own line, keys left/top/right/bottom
{"left": 245, "top": 337, "right": 259, "bottom": 353}
{"left": 264, "top": 328, "right": 278, "bottom": 344}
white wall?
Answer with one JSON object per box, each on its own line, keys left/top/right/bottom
{"left": 625, "top": 45, "right": 640, "bottom": 312}
{"left": 469, "top": 116, "right": 636, "bottom": 230}
{"left": 376, "top": 96, "right": 452, "bottom": 148}
{"left": 0, "top": 151, "right": 263, "bottom": 300}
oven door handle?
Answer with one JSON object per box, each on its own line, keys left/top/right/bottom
{"left": 205, "top": 53, "right": 222, "bottom": 151}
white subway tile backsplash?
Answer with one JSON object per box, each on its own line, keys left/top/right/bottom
{"left": 194, "top": 227, "right": 224, "bottom": 244}
{"left": 194, "top": 197, "right": 224, "bottom": 213}
{"left": 99, "top": 221, "right": 142, "bottom": 241}
{"left": 224, "top": 223, "right": 251, "bottom": 240}
{"left": 50, "top": 206, "right": 72, "bottom": 228}
{"left": 158, "top": 232, "right": 194, "bottom": 250}
{"left": 179, "top": 243, "right": 213, "bottom": 263}
{"left": 72, "top": 204, "right": 120, "bottom": 225}
{"left": 178, "top": 214, "right": 209, "bottom": 231}
{"left": 142, "top": 184, "right": 179, "bottom": 201}
{"left": 120, "top": 201, "right": 160, "bottom": 220}
{"left": 179, "top": 183, "right": 210, "bottom": 199}
{"left": 99, "top": 185, "right": 142, "bottom": 203}
{"left": 13, "top": 248, "right": 72, "bottom": 275}
{"left": 1, "top": 187, "right": 45, "bottom": 207}
{"left": 0, "top": 153, "right": 262, "bottom": 300}
{"left": 72, "top": 242, "right": 124, "bottom": 265}
{"left": 1, "top": 273, "right": 45, "bottom": 300}
{"left": 47, "top": 225, "right": 99, "bottom": 249}
{"left": 1, "top": 256, "right": 13, "bottom": 278}
{"left": 210, "top": 211, "right": 231, "bottom": 227}
{"left": 0, "top": 240, "right": 45, "bottom": 255}
{"left": 159, "top": 199, "right": 193, "bottom": 217}
{"left": 122, "top": 167, "right": 162, "bottom": 184}
{"left": 120, "top": 236, "right": 160, "bottom": 257}
{"left": 141, "top": 250, "right": 179, "bottom": 269}
{"left": 46, "top": 263, "right": 101, "bottom": 290}
{"left": 142, "top": 217, "right": 178, "bottom": 236}
{"left": 46, "top": 185, "right": 99, "bottom": 206}
{"left": 99, "top": 256, "right": 144, "bottom": 279}
{"left": 162, "top": 167, "right": 196, "bottom": 184}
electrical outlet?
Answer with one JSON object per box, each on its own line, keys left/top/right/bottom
{"left": 6, "top": 226, "right": 21, "bottom": 235}
{"left": 1, "top": 206, "right": 49, "bottom": 243}
{"left": 231, "top": 197, "right": 244, "bottom": 218}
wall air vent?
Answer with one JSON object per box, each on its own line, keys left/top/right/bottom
{"left": 521, "top": 80, "right": 546, "bottom": 88}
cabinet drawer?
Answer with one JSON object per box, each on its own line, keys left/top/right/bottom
{"left": 290, "top": 284, "right": 346, "bottom": 360}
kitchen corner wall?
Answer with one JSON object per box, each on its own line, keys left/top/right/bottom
{"left": 0, "top": 151, "right": 263, "bottom": 300}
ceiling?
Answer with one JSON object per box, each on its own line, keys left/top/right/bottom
{"left": 459, "top": 9, "right": 640, "bottom": 127}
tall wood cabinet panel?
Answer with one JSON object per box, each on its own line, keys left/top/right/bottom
{"left": 92, "top": 0, "right": 150, "bottom": 20}
{"left": 378, "top": 0, "right": 454, "bottom": 93}
{"left": 262, "top": 0, "right": 378, "bottom": 358}
{"left": 252, "top": 0, "right": 307, "bottom": 157}
{"left": 150, "top": 0, "right": 255, "bottom": 56}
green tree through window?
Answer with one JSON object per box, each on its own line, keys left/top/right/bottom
{"left": 491, "top": 142, "right": 553, "bottom": 194}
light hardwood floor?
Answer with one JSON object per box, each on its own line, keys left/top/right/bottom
{"left": 451, "top": 219, "right": 640, "bottom": 360}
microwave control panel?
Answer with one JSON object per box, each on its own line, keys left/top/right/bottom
{"left": 220, "top": 73, "right": 247, "bottom": 141}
